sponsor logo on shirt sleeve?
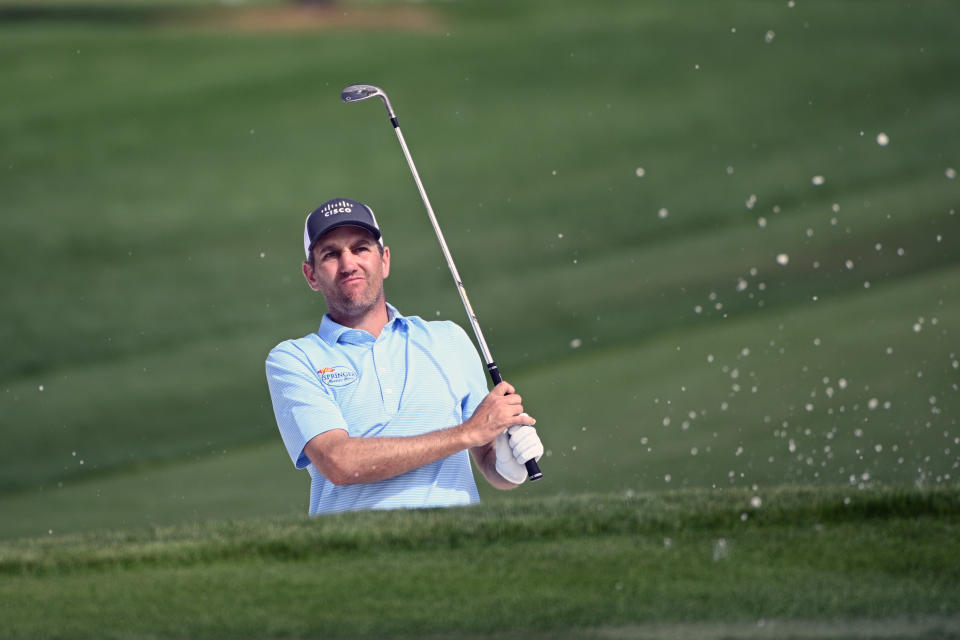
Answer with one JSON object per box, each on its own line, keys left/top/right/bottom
{"left": 317, "top": 365, "right": 359, "bottom": 387}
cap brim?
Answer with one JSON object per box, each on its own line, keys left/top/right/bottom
{"left": 306, "top": 221, "right": 383, "bottom": 256}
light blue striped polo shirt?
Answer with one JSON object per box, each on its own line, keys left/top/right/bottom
{"left": 265, "top": 303, "right": 490, "bottom": 515}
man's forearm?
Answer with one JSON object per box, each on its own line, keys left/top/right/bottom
{"left": 470, "top": 442, "right": 520, "bottom": 491}
{"left": 304, "top": 425, "right": 472, "bottom": 486}
{"left": 305, "top": 381, "right": 533, "bottom": 487}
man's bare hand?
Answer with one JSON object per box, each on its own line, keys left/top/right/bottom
{"left": 461, "top": 381, "right": 536, "bottom": 448}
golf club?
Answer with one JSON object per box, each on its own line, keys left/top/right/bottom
{"left": 342, "top": 83, "right": 543, "bottom": 482}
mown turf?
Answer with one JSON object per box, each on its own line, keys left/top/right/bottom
{"left": 2, "top": 0, "right": 958, "bottom": 518}
{"left": 0, "top": 486, "right": 958, "bottom": 639}
{"left": 1, "top": 261, "right": 956, "bottom": 541}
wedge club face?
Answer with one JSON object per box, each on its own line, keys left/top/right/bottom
{"left": 341, "top": 84, "right": 381, "bottom": 102}
{"left": 342, "top": 84, "right": 395, "bottom": 120}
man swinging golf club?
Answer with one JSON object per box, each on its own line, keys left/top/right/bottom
{"left": 265, "top": 198, "right": 544, "bottom": 514}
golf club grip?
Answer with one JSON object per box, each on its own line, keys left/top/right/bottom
{"left": 487, "top": 363, "right": 543, "bottom": 481}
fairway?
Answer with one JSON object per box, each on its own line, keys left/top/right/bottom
{"left": 1, "top": 0, "right": 959, "bottom": 637}
{"left": 2, "top": 264, "right": 957, "bottom": 540}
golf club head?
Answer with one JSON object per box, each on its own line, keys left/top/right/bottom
{"left": 341, "top": 84, "right": 383, "bottom": 102}
{"left": 341, "top": 84, "right": 395, "bottom": 119}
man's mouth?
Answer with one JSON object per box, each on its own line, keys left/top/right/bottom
{"left": 340, "top": 276, "right": 365, "bottom": 288}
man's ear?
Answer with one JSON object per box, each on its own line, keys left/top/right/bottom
{"left": 302, "top": 261, "right": 321, "bottom": 291}
{"left": 381, "top": 245, "right": 390, "bottom": 279}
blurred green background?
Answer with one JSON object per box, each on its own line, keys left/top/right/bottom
{"left": 1, "top": 0, "right": 957, "bottom": 540}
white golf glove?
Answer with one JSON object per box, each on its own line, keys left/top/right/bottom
{"left": 494, "top": 424, "right": 544, "bottom": 485}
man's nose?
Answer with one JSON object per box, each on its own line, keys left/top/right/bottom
{"left": 338, "top": 252, "right": 359, "bottom": 273}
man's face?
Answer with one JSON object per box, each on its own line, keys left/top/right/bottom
{"left": 303, "top": 226, "right": 390, "bottom": 323}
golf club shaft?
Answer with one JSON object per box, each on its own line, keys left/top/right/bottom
{"left": 388, "top": 109, "right": 543, "bottom": 482}
{"left": 391, "top": 126, "right": 493, "bottom": 363}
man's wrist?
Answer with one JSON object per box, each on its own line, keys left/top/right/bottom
{"left": 454, "top": 417, "right": 477, "bottom": 450}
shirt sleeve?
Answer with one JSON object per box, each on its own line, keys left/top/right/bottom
{"left": 265, "top": 343, "right": 349, "bottom": 469}
{"left": 450, "top": 324, "right": 490, "bottom": 423}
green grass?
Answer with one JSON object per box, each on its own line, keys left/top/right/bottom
{"left": 1, "top": 486, "right": 958, "bottom": 639}
{"left": 0, "top": 1, "right": 959, "bottom": 635}
{"left": 2, "top": 263, "right": 956, "bottom": 541}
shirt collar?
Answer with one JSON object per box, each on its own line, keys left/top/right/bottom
{"left": 317, "top": 302, "right": 406, "bottom": 346}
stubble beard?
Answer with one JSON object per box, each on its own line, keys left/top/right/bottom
{"left": 326, "top": 277, "right": 385, "bottom": 324}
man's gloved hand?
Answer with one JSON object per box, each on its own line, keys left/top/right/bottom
{"left": 494, "top": 423, "right": 544, "bottom": 485}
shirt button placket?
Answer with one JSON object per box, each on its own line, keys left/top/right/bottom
{"left": 373, "top": 341, "right": 398, "bottom": 414}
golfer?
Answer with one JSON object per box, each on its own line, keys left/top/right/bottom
{"left": 265, "top": 198, "right": 544, "bottom": 514}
